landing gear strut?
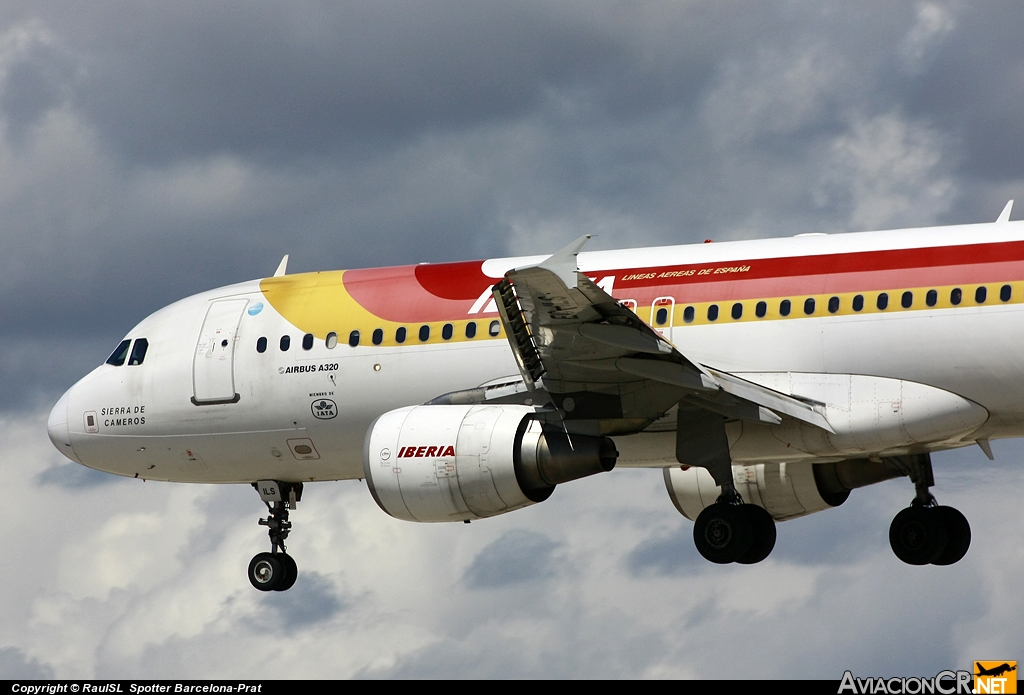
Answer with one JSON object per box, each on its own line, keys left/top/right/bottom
{"left": 678, "top": 407, "right": 777, "bottom": 565}
{"left": 887, "top": 454, "right": 970, "bottom": 565}
{"left": 248, "top": 480, "right": 302, "bottom": 591}
{"left": 693, "top": 484, "right": 777, "bottom": 564}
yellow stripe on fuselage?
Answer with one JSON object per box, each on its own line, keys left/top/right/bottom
{"left": 261, "top": 271, "right": 1019, "bottom": 348}
{"left": 665, "top": 281, "right": 1022, "bottom": 327}
{"left": 259, "top": 272, "right": 503, "bottom": 346}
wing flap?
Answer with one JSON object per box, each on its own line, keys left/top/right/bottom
{"left": 494, "top": 237, "right": 834, "bottom": 435}
{"left": 705, "top": 368, "right": 834, "bottom": 433}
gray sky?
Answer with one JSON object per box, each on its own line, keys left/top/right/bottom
{"left": 2, "top": 1, "right": 1023, "bottom": 679}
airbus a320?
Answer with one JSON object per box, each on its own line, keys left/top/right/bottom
{"left": 48, "top": 203, "right": 1021, "bottom": 590}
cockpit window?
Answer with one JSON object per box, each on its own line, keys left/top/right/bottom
{"left": 106, "top": 339, "right": 131, "bottom": 366}
{"left": 128, "top": 338, "right": 149, "bottom": 366}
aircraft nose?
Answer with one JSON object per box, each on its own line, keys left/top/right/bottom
{"left": 48, "top": 388, "right": 80, "bottom": 463}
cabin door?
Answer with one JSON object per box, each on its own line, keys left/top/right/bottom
{"left": 192, "top": 298, "right": 248, "bottom": 404}
{"left": 652, "top": 296, "right": 676, "bottom": 343}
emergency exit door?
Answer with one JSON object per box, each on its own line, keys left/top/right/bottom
{"left": 651, "top": 296, "right": 676, "bottom": 342}
{"left": 192, "top": 298, "right": 248, "bottom": 404}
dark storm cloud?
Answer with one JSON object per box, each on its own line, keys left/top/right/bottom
{"left": 49, "top": 1, "right": 627, "bottom": 164}
{"left": 0, "top": 646, "right": 54, "bottom": 678}
{"left": 0, "top": 336, "right": 113, "bottom": 412}
{"left": 250, "top": 571, "right": 346, "bottom": 631}
{"left": 625, "top": 525, "right": 707, "bottom": 576}
{"left": 900, "top": 4, "right": 1024, "bottom": 182}
{"left": 462, "top": 529, "right": 559, "bottom": 588}
{"left": 0, "top": 32, "right": 77, "bottom": 147}
{"left": 0, "top": 2, "right": 922, "bottom": 166}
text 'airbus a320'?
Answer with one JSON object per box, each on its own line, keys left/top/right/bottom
{"left": 48, "top": 202, "right": 1021, "bottom": 590}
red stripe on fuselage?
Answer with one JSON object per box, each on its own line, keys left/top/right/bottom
{"left": 415, "top": 261, "right": 493, "bottom": 300}
{"left": 343, "top": 241, "right": 1024, "bottom": 321}
{"left": 658, "top": 260, "right": 1024, "bottom": 303}
{"left": 615, "top": 240, "right": 1024, "bottom": 289}
{"left": 345, "top": 264, "right": 496, "bottom": 322}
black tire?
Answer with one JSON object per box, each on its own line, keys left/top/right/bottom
{"left": 694, "top": 503, "right": 754, "bottom": 564}
{"left": 889, "top": 506, "right": 948, "bottom": 565}
{"left": 275, "top": 553, "right": 298, "bottom": 591}
{"left": 248, "top": 552, "right": 284, "bottom": 591}
{"left": 931, "top": 506, "right": 971, "bottom": 566}
{"left": 737, "top": 505, "right": 777, "bottom": 564}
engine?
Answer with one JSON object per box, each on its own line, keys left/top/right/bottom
{"left": 363, "top": 404, "right": 618, "bottom": 522}
{"left": 664, "top": 458, "right": 904, "bottom": 522}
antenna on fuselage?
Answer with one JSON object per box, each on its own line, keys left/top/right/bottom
{"left": 997, "top": 200, "right": 1014, "bottom": 223}
{"left": 274, "top": 254, "right": 289, "bottom": 277}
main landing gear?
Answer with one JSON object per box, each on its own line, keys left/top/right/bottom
{"left": 248, "top": 480, "right": 303, "bottom": 591}
{"left": 693, "top": 484, "right": 777, "bottom": 564}
{"left": 887, "top": 454, "right": 970, "bottom": 565}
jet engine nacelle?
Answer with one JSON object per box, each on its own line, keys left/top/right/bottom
{"left": 664, "top": 458, "right": 904, "bottom": 522}
{"left": 363, "top": 404, "right": 618, "bottom": 522}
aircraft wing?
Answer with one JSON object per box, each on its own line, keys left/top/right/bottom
{"left": 491, "top": 235, "right": 833, "bottom": 436}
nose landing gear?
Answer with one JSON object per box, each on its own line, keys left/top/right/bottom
{"left": 248, "top": 480, "right": 302, "bottom": 591}
{"left": 887, "top": 454, "right": 971, "bottom": 566}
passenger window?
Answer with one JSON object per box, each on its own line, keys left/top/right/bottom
{"left": 780, "top": 299, "right": 791, "bottom": 317}
{"left": 326, "top": 332, "right": 338, "bottom": 349}
{"left": 656, "top": 307, "right": 668, "bottom": 325}
{"left": 396, "top": 327, "right": 407, "bottom": 344}
{"left": 302, "top": 333, "right": 314, "bottom": 351}
{"left": 280, "top": 335, "right": 290, "bottom": 351}
{"left": 488, "top": 320, "right": 501, "bottom": 337}
{"left": 803, "top": 298, "right": 815, "bottom": 315}
{"left": 925, "top": 290, "right": 937, "bottom": 307}
{"left": 349, "top": 330, "right": 360, "bottom": 347}
{"left": 731, "top": 303, "right": 742, "bottom": 320}
{"left": 442, "top": 323, "right": 454, "bottom": 340}
{"left": 372, "top": 328, "right": 384, "bottom": 345}
{"left": 707, "top": 304, "right": 719, "bottom": 321}
{"left": 466, "top": 322, "right": 477, "bottom": 338}
{"left": 683, "top": 306, "right": 695, "bottom": 323}
{"left": 106, "top": 339, "right": 131, "bottom": 366}
{"left": 1000, "top": 284, "right": 1012, "bottom": 302}
{"left": 256, "top": 337, "right": 268, "bottom": 353}
{"left": 755, "top": 301, "right": 767, "bottom": 318}
{"left": 975, "top": 286, "right": 987, "bottom": 303}
{"left": 128, "top": 338, "right": 149, "bottom": 366}
{"left": 419, "top": 325, "right": 430, "bottom": 342}
{"left": 951, "top": 288, "right": 962, "bottom": 305}
{"left": 828, "top": 296, "right": 839, "bottom": 314}
{"left": 852, "top": 295, "right": 864, "bottom": 312}
{"left": 901, "top": 291, "right": 913, "bottom": 309}
{"left": 877, "top": 293, "right": 889, "bottom": 310}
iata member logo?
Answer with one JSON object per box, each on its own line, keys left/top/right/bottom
{"left": 974, "top": 662, "right": 1017, "bottom": 694}
{"left": 311, "top": 399, "right": 337, "bottom": 419}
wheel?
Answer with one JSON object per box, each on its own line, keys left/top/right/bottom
{"left": 737, "top": 504, "right": 776, "bottom": 564}
{"left": 248, "top": 552, "right": 284, "bottom": 591}
{"left": 889, "top": 506, "right": 948, "bottom": 565}
{"left": 694, "top": 503, "right": 754, "bottom": 564}
{"left": 275, "top": 553, "right": 298, "bottom": 591}
{"left": 931, "top": 506, "right": 970, "bottom": 565}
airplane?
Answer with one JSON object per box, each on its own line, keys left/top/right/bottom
{"left": 975, "top": 663, "right": 1017, "bottom": 678}
{"left": 46, "top": 201, "right": 1023, "bottom": 591}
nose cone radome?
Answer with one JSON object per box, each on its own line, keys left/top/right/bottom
{"left": 48, "top": 388, "right": 80, "bottom": 463}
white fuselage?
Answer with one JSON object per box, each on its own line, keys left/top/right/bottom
{"left": 48, "top": 220, "right": 1024, "bottom": 483}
